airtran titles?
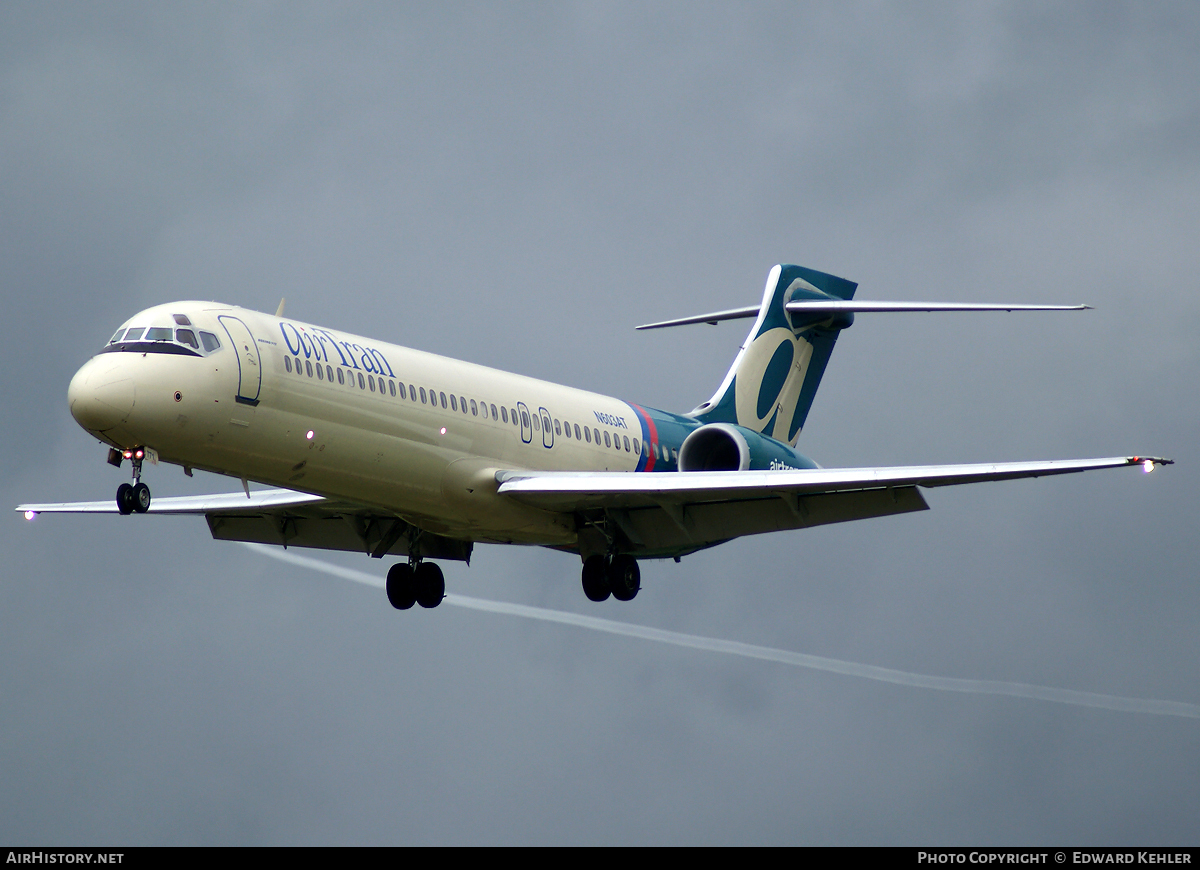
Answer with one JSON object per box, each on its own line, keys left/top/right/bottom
{"left": 279, "top": 322, "right": 394, "bottom": 378}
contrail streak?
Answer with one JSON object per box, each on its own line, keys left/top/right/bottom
{"left": 243, "top": 543, "right": 1200, "bottom": 720}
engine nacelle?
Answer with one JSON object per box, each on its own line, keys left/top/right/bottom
{"left": 677, "top": 423, "right": 818, "bottom": 472}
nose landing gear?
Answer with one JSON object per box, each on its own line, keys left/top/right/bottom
{"left": 115, "top": 448, "right": 151, "bottom": 515}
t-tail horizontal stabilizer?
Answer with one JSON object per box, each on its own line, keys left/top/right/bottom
{"left": 636, "top": 301, "right": 1090, "bottom": 330}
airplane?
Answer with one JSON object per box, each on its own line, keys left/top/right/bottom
{"left": 16, "top": 263, "right": 1171, "bottom": 609}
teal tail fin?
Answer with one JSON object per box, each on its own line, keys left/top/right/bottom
{"left": 692, "top": 264, "right": 857, "bottom": 445}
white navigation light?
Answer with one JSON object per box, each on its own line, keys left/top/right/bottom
{"left": 440, "top": 427, "right": 447, "bottom": 435}
{"left": 1143, "top": 459, "right": 1154, "bottom": 473}
{"left": 306, "top": 430, "right": 314, "bottom": 440}
{"left": 24, "top": 510, "right": 35, "bottom": 521}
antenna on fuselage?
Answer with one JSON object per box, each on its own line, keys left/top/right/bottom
{"left": 275, "top": 298, "right": 286, "bottom": 318}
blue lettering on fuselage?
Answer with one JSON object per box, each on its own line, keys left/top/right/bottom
{"left": 593, "top": 411, "right": 628, "bottom": 429}
{"left": 279, "top": 321, "right": 393, "bottom": 376}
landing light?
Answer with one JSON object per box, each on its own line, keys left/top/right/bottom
{"left": 1143, "top": 459, "right": 1155, "bottom": 473}
{"left": 305, "top": 430, "right": 314, "bottom": 440}
{"left": 24, "top": 510, "right": 35, "bottom": 521}
{"left": 440, "top": 427, "right": 447, "bottom": 435}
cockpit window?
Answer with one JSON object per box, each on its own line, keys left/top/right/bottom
{"left": 123, "top": 327, "right": 145, "bottom": 341}
{"left": 146, "top": 327, "right": 173, "bottom": 342}
{"left": 200, "top": 332, "right": 221, "bottom": 352}
{"left": 176, "top": 329, "right": 199, "bottom": 349}
{"left": 109, "top": 329, "right": 125, "bottom": 345}
{"left": 173, "top": 314, "right": 192, "bottom": 326}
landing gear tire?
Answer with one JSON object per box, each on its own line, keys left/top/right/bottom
{"left": 415, "top": 561, "right": 445, "bottom": 609}
{"left": 116, "top": 483, "right": 135, "bottom": 515}
{"left": 386, "top": 563, "right": 417, "bottom": 610}
{"left": 608, "top": 554, "right": 640, "bottom": 602}
{"left": 582, "top": 555, "right": 611, "bottom": 602}
{"left": 132, "top": 482, "right": 151, "bottom": 513}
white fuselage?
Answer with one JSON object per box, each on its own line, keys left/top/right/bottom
{"left": 68, "top": 301, "right": 688, "bottom": 548}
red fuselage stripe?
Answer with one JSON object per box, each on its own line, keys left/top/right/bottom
{"left": 630, "top": 402, "right": 656, "bottom": 472}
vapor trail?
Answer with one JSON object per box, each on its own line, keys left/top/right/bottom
{"left": 244, "top": 543, "right": 1200, "bottom": 719}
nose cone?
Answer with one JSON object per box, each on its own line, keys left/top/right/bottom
{"left": 68, "top": 357, "right": 136, "bottom": 434}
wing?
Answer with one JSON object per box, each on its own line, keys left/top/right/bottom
{"left": 17, "top": 488, "right": 473, "bottom": 563}
{"left": 496, "top": 456, "right": 1171, "bottom": 558}
{"left": 17, "top": 488, "right": 326, "bottom": 515}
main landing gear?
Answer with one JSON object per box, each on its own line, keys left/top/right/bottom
{"left": 386, "top": 560, "right": 445, "bottom": 610}
{"left": 581, "top": 554, "right": 640, "bottom": 603}
{"left": 114, "top": 447, "right": 151, "bottom": 515}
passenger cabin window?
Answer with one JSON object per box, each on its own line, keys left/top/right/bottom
{"left": 574, "top": 424, "right": 581, "bottom": 440}
{"left": 389, "top": 381, "right": 396, "bottom": 397}
{"left": 554, "top": 419, "right": 561, "bottom": 435}
{"left": 439, "top": 392, "right": 447, "bottom": 409}
{"left": 450, "top": 394, "right": 457, "bottom": 411}
{"left": 326, "top": 365, "right": 333, "bottom": 381}
{"left": 490, "top": 404, "right": 498, "bottom": 420}
{"left": 633, "top": 438, "right": 640, "bottom": 454}
{"left": 409, "top": 384, "right": 416, "bottom": 401}
{"left": 533, "top": 415, "right": 540, "bottom": 431}
{"left": 460, "top": 396, "right": 467, "bottom": 414}
{"left": 337, "top": 369, "right": 344, "bottom": 385}
{"left": 584, "top": 427, "right": 591, "bottom": 443}
{"left": 316, "top": 364, "right": 324, "bottom": 381}
{"left": 623, "top": 436, "right": 630, "bottom": 452}
{"left": 501, "top": 407, "right": 508, "bottom": 423}
{"left": 285, "top": 356, "right": 292, "bottom": 373}
{"left": 470, "top": 399, "right": 477, "bottom": 416}
{"left": 200, "top": 332, "right": 221, "bottom": 352}
{"left": 603, "top": 431, "right": 611, "bottom": 447}
{"left": 358, "top": 373, "right": 365, "bottom": 389}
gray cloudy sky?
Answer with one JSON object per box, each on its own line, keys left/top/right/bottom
{"left": 2, "top": 2, "right": 1198, "bottom": 845}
